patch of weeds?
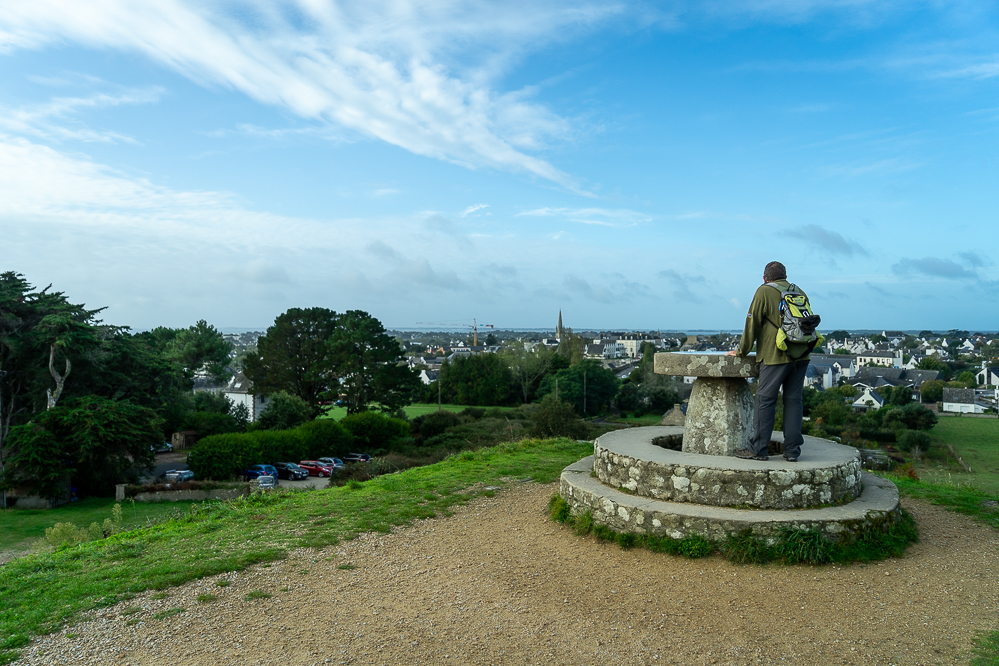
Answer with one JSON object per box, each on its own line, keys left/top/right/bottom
{"left": 215, "top": 580, "right": 231, "bottom": 588}
{"left": 125, "top": 619, "right": 141, "bottom": 627}
{"left": 678, "top": 535, "right": 713, "bottom": 558}
{"left": 299, "top": 568, "right": 309, "bottom": 574}
{"left": 65, "top": 633, "right": 77, "bottom": 639}
{"left": 775, "top": 528, "right": 833, "bottom": 564}
{"left": 337, "top": 564, "right": 356, "bottom": 570}
{"left": 593, "top": 523, "right": 616, "bottom": 543}
{"left": 196, "top": 594, "right": 217, "bottom": 604}
{"left": 615, "top": 532, "right": 639, "bottom": 549}
{"left": 645, "top": 535, "right": 681, "bottom": 556}
{"left": 120, "top": 607, "right": 141, "bottom": 616}
{"left": 347, "top": 480, "right": 364, "bottom": 491}
{"left": 150, "top": 592, "right": 168, "bottom": 600}
{"left": 152, "top": 607, "right": 185, "bottom": 620}
{"left": 548, "top": 495, "right": 572, "bottom": 523}
{"left": 244, "top": 590, "right": 272, "bottom": 601}
{"left": 971, "top": 629, "right": 999, "bottom": 666}
{"left": 573, "top": 511, "right": 593, "bottom": 536}
{"left": 836, "top": 510, "right": 919, "bottom": 562}
{"left": 279, "top": 587, "right": 289, "bottom": 592}
{"left": 722, "top": 530, "right": 775, "bottom": 564}
{"left": 481, "top": 489, "right": 496, "bottom": 498}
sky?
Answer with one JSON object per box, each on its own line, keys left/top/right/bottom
{"left": 1, "top": 1, "right": 997, "bottom": 333}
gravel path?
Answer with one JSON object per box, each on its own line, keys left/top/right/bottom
{"left": 15, "top": 482, "right": 999, "bottom": 666}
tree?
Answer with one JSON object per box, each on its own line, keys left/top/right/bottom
{"left": 536, "top": 359, "right": 619, "bottom": 415}
{"left": 163, "top": 320, "right": 232, "bottom": 383}
{"left": 504, "top": 344, "right": 558, "bottom": 404}
{"left": 6, "top": 396, "right": 159, "bottom": 497}
{"left": 485, "top": 332, "right": 498, "bottom": 346}
{"left": 244, "top": 308, "right": 340, "bottom": 415}
{"left": 436, "top": 354, "right": 514, "bottom": 406}
{"left": 328, "top": 310, "right": 421, "bottom": 414}
{"left": 256, "top": 391, "right": 312, "bottom": 430}
{"left": 920, "top": 379, "right": 944, "bottom": 403}
{"left": 828, "top": 330, "right": 850, "bottom": 340}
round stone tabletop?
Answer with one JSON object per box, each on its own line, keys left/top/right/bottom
{"left": 654, "top": 351, "right": 759, "bottom": 378}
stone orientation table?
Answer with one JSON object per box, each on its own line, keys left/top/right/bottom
{"left": 653, "top": 352, "right": 759, "bottom": 456}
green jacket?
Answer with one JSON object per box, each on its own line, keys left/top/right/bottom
{"left": 736, "top": 279, "right": 812, "bottom": 365}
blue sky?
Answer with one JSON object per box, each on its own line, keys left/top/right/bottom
{"left": 1, "top": 1, "right": 997, "bottom": 333}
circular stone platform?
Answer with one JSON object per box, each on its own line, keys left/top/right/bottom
{"left": 559, "top": 426, "right": 902, "bottom": 544}
{"left": 593, "top": 426, "right": 862, "bottom": 510}
{"left": 653, "top": 352, "right": 759, "bottom": 456}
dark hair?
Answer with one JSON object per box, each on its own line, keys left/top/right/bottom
{"left": 764, "top": 261, "right": 786, "bottom": 282}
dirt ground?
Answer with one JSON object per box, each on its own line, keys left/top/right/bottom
{"left": 15, "top": 482, "right": 999, "bottom": 666}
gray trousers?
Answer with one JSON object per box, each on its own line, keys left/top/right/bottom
{"left": 749, "top": 359, "right": 810, "bottom": 458}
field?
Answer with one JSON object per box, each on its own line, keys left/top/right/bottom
{"left": 0, "top": 499, "right": 200, "bottom": 560}
{"left": 919, "top": 416, "right": 999, "bottom": 495}
{"left": 322, "top": 403, "right": 519, "bottom": 421}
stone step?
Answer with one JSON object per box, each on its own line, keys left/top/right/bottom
{"left": 595, "top": 426, "right": 862, "bottom": 510}
{"left": 562, "top": 456, "right": 900, "bottom": 544}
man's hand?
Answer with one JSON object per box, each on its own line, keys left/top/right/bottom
{"left": 726, "top": 350, "right": 737, "bottom": 356}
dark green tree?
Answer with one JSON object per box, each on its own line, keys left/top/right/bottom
{"left": 536, "top": 359, "right": 619, "bottom": 415}
{"left": 437, "top": 354, "right": 514, "bottom": 406}
{"left": 529, "top": 394, "right": 589, "bottom": 439}
{"left": 328, "top": 310, "right": 421, "bottom": 414}
{"left": 6, "top": 396, "right": 159, "bottom": 497}
{"left": 163, "top": 320, "right": 232, "bottom": 383}
{"left": 244, "top": 307, "right": 340, "bottom": 415}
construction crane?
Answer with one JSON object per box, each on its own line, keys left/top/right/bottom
{"left": 466, "top": 318, "right": 494, "bottom": 347}
{"left": 414, "top": 319, "right": 495, "bottom": 346}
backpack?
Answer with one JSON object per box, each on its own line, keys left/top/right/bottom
{"left": 765, "top": 282, "right": 822, "bottom": 358}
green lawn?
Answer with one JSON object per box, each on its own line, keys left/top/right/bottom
{"left": 0, "top": 498, "right": 201, "bottom": 554}
{"left": 918, "top": 417, "right": 999, "bottom": 495}
{"left": 321, "top": 403, "right": 519, "bottom": 420}
{"left": 0, "top": 437, "right": 592, "bottom": 665}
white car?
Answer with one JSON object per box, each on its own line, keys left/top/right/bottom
{"left": 256, "top": 475, "right": 277, "bottom": 490}
{"left": 317, "top": 457, "right": 345, "bottom": 469}
{"left": 164, "top": 470, "right": 195, "bottom": 483}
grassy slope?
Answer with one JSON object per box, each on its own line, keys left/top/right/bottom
{"left": 919, "top": 417, "right": 999, "bottom": 494}
{"left": 0, "top": 499, "right": 201, "bottom": 553}
{"left": 0, "top": 438, "right": 591, "bottom": 663}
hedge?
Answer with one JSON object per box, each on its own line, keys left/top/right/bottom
{"left": 188, "top": 419, "right": 355, "bottom": 480}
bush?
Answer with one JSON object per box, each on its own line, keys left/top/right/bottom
{"left": 339, "top": 411, "right": 410, "bottom": 451}
{"left": 413, "top": 411, "right": 464, "bottom": 440}
{"left": 256, "top": 391, "right": 312, "bottom": 430}
{"left": 296, "top": 419, "right": 355, "bottom": 457}
{"left": 883, "top": 403, "right": 938, "bottom": 431}
{"left": 896, "top": 429, "right": 932, "bottom": 452}
{"left": 529, "top": 394, "right": 589, "bottom": 440}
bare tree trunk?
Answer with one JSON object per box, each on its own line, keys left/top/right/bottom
{"left": 46, "top": 344, "right": 71, "bottom": 410}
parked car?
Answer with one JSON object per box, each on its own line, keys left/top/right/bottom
{"left": 243, "top": 464, "right": 280, "bottom": 483}
{"left": 164, "top": 470, "right": 195, "bottom": 483}
{"left": 273, "top": 462, "right": 309, "bottom": 481}
{"left": 152, "top": 441, "right": 173, "bottom": 453}
{"left": 256, "top": 475, "right": 277, "bottom": 490}
{"left": 298, "top": 460, "right": 336, "bottom": 477}
{"left": 317, "top": 457, "right": 345, "bottom": 469}
{"left": 343, "top": 453, "right": 372, "bottom": 463}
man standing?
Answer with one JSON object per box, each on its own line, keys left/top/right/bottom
{"left": 727, "top": 261, "right": 814, "bottom": 462}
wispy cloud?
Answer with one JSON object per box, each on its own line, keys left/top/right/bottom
{"left": 462, "top": 204, "right": 489, "bottom": 216}
{"left": 657, "top": 268, "right": 707, "bottom": 303}
{"left": 891, "top": 256, "right": 979, "bottom": 280}
{"left": 0, "top": 1, "right": 620, "bottom": 191}
{"left": 0, "top": 88, "right": 161, "bottom": 143}
{"left": 820, "top": 157, "right": 925, "bottom": 177}
{"left": 788, "top": 224, "right": 868, "bottom": 257}
{"left": 517, "top": 207, "right": 651, "bottom": 226}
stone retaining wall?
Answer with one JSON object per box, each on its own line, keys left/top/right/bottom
{"left": 562, "top": 457, "right": 901, "bottom": 544}
{"left": 594, "top": 442, "right": 862, "bottom": 510}
{"left": 130, "top": 487, "right": 250, "bottom": 503}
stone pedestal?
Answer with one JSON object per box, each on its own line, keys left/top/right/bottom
{"left": 654, "top": 352, "right": 760, "bottom": 456}
{"left": 683, "top": 377, "right": 754, "bottom": 455}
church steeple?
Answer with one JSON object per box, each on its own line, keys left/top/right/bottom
{"left": 557, "top": 310, "right": 563, "bottom": 342}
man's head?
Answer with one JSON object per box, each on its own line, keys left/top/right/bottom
{"left": 763, "top": 261, "right": 787, "bottom": 283}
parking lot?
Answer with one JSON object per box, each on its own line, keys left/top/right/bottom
{"left": 147, "top": 451, "right": 335, "bottom": 489}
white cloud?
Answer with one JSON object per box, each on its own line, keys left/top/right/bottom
{"left": 0, "top": 88, "right": 162, "bottom": 143}
{"left": 517, "top": 206, "right": 651, "bottom": 226}
{"left": 0, "top": 0, "right": 621, "bottom": 191}
{"left": 462, "top": 203, "right": 489, "bottom": 216}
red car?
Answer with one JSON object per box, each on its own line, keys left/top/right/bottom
{"left": 299, "top": 460, "right": 336, "bottom": 477}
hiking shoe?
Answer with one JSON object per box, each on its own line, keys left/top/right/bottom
{"left": 783, "top": 454, "right": 799, "bottom": 462}
{"left": 734, "top": 448, "right": 768, "bottom": 461}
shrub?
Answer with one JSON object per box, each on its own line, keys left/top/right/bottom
{"left": 295, "top": 419, "right": 354, "bottom": 457}
{"left": 529, "top": 394, "right": 589, "bottom": 440}
{"left": 413, "top": 411, "right": 463, "bottom": 440}
{"left": 896, "top": 429, "right": 932, "bottom": 452}
{"left": 339, "top": 411, "right": 410, "bottom": 451}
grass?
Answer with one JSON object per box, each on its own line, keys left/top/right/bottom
{"left": 918, "top": 418, "right": 999, "bottom": 495}
{"left": 0, "top": 437, "right": 592, "bottom": 665}
{"left": 195, "top": 594, "right": 216, "bottom": 604}
{"left": 0, "top": 498, "right": 201, "bottom": 553}
{"left": 322, "top": 403, "right": 519, "bottom": 421}
{"left": 152, "top": 608, "right": 184, "bottom": 620}
{"left": 244, "top": 590, "right": 271, "bottom": 601}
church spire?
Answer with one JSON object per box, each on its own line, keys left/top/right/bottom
{"left": 557, "top": 310, "right": 563, "bottom": 342}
